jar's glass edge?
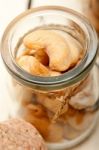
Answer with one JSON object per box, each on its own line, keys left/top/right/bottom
{"left": 0, "top": 6, "right": 98, "bottom": 91}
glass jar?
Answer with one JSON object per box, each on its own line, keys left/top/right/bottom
{"left": 1, "top": 6, "right": 99, "bottom": 150}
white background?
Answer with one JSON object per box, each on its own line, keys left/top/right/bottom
{"left": 0, "top": 0, "right": 99, "bottom": 150}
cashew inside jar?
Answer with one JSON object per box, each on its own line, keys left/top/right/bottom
{"left": 16, "top": 28, "right": 97, "bottom": 142}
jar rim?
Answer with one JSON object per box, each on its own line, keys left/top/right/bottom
{"left": 1, "top": 6, "right": 98, "bottom": 91}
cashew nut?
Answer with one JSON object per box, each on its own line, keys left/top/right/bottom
{"left": 36, "top": 93, "right": 68, "bottom": 115}
{"left": 26, "top": 104, "right": 46, "bottom": 117}
{"left": 17, "top": 55, "right": 50, "bottom": 76}
{"left": 69, "top": 75, "right": 96, "bottom": 109}
{"left": 67, "top": 110, "right": 94, "bottom": 131}
{"left": 63, "top": 124, "right": 81, "bottom": 140}
{"left": 19, "top": 48, "right": 49, "bottom": 66}
{"left": 45, "top": 123, "right": 63, "bottom": 142}
{"left": 17, "top": 55, "right": 61, "bottom": 76}
{"left": 23, "top": 29, "right": 72, "bottom": 71}
{"left": 24, "top": 108, "right": 50, "bottom": 139}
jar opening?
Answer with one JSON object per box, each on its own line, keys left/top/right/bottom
{"left": 1, "top": 6, "right": 98, "bottom": 91}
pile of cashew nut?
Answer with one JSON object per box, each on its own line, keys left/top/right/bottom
{"left": 17, "top": 29, "right": 82, "bottom": 76}
{"left": 16, "top": 29, "right": 96, "bottom": 142}
{"left": 22, "top": 101, "right": 94, "bottom": 142}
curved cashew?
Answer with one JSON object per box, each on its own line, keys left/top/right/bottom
{"left": 36, "top": 93, "right": 68, "bottom": 115}
{"left": 17, "top": 55, "right": 50, "bottom": 76}
{"left": 23, "top": 30, "right": 72, "bottom": 71}
{"left": 19, "top": 48, "right": 49, "bottom": 66}
{"left": 45, "top": 124, "right": 63, "bottom": 142}
{"left": 17, "top": 55, "right": 61, "bottom": 76}
{"left": 26, "top": 104, "right": 46, "bottom": 117}
{"left": 64, "top": 124, "right": 81, "bottom": 140}
{"left": 24, "top": 106, "right": 50, "bottom": 139}
{"left": 69, "top": 76, "right": 96, "bottom": 109}
{"left": 67, "top": 110, "right": 94, "bottom": 131}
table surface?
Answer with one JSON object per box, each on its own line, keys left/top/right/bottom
{"left": 0, "top": 0, "right": 99, "bottom": 150}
